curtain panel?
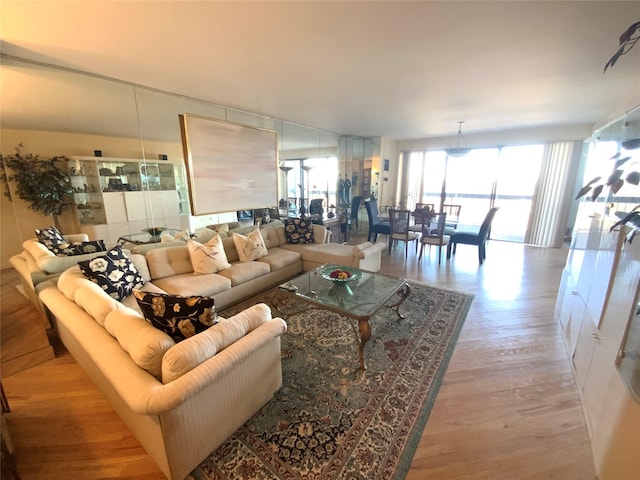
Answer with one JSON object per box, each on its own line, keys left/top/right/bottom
{"left": 525, "top": 141, "right": 583, "bottom": 247}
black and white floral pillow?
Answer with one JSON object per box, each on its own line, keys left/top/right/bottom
{"left": 36, "top": 226, "right": 107, "bottom": 257}
{"left": 53, "top": 240, "right": 107, "bottom": 257}
{"left": 284, "top": 218, "right": 315, "bottom": 244}
{"left": 78, "top": 246, "right": 145, "bottom": 300}
{"left": 133, "top": 291, "right": 217, "bottom": 342}
{"left": 35, "top": 226, "right": 66, "bottom": 250}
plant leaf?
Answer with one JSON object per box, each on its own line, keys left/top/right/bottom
{"left": 585, "top": 176, "right": 602, "bottom": 187}
{"left": 626, "top": 171, "right": 640, "bottom": 185}
{"left": 614, "top": 156, "right": 632, "bottom": 169}
{"left": 611, "top": 179, "right": 625, "bottom": 194}
{"left": 575, "top": 185, "right": 591, "bottom": 199}
{"left": 591, "top": 184, "right": 604, "bottom": 200}
{"left": 607, "top": 169, "right": 624, "bottom": 186}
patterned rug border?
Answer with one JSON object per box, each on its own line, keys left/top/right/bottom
{"left": 392, "top": 281, "right": 473, "bottom": 479}
{"left": 190, "top": 279, "right": 475, "bottom": 480}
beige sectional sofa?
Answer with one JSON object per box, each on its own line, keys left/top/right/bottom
{"left": 10, "top": 233, "right": 107, "bottom": 327}
{"left": 35, "top": 221, "right": 385, "bottom": 479}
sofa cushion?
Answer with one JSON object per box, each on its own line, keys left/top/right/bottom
{"left": 187, "top": 236, "right": 231, "bottom": 274}
{"left": 78, "top": 246, "right": 145, "bottom": 300}
{"left": 66, "top": 240, "right": 107, "bottom": 255}
{"left": 145, "top": 245, "right": 194, "bottom": 280}
{"left": 257, "top": 247, "right": 301, "bottom": 272}
{"left": 284, "top": 218, "right": 315, "bottom": 244}
{"left": 216, "top": 261, "right": 270, "bottom": 286}
{"left": 48, "top": 239, "right": 107, "bottom": 257}
{"left": 161, "top": 303, "right": 272, "bottom": 383}
{"left": 103, "top": 307, "right": 176, "bottom": 379}
{"left": 260, "top": 224, "right": 287, "bottom": 248}
{"left": 152, "top": 272, "right": 232, "bottom": 297}
{"left": 133, "top": 290, "right": 218, "bottom": 343}
{"left": 35, "top": 226, "right": 65, "bottom": 249}
{"left": 232, "top": 229, "right": 268, "bottom": 262}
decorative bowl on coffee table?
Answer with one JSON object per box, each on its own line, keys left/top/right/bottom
{"left": 143, "top": 227, "right": 166, "bottom": 241}
{"left": 321, "top": 265, "right": 362, "bottom": 284}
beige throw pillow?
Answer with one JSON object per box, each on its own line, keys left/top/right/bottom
{"left": 187, "top": 236, "right": 231, "bottom": 274}
{"left": 232, "top": 229, "right": 268, "bottom": 262}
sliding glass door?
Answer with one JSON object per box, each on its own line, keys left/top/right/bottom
{"left": 410, "top": 144, "right": 544, "bottom": 243}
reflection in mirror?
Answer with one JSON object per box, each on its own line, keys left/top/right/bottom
{"left": 339, "top": 135, "right": 381, "bottom": 202}
{"left": 279, "top": 122, "right": 339, "bottom": 216}
{"left": 1, "top": 56, "right": 342, "bottom": 265}
{"left": 584, "top": 105, "right": 640, "bottom": 217}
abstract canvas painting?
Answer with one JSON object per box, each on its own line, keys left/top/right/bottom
{"left": 179, "top": 113, "right": 278, "bottom": 215}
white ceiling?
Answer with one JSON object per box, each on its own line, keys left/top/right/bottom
{"left": 1, "top": 0, "right": 639, "bottom": 140}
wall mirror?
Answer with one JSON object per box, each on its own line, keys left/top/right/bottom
{"left": 1, "top": 56, "right": 341, "bottom": 262}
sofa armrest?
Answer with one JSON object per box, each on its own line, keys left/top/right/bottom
{"left": 352, "top": 241, "right": 386, "bottom": 259}
{"left": 312, "top": 224, "right": 330, "bottom": 244}
{"left": 36, "top": 250, "right": 108, "bottom": 274}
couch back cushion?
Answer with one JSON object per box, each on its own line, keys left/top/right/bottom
{"left": 58, "top": 267, "right": 121, "bottom": 326}
{"left": 260, "top": 225, "right": 286, "bottom": 248}
{"left": 146, "top": 245, "right": 194, "bottom": 280}
{"left": 161, "top": 303, "right": 272, "bottom": 383}
{"left": 103, "top": 307, "right": 176, "bottom": 379}
{"left": 222, "top": 236, "right": 239, "bottom": 262}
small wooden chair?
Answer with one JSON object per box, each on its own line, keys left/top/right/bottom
{"left": 388, "top": 209, "right": 420, "bottom": 259}
{"left": 418, "top": 212, "right": 449, "bottom": 264}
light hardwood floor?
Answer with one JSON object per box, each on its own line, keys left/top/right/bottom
{"left": 0, "top": 230, "right": 597, "bottom": 479}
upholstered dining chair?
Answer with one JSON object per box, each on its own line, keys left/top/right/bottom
{"left": 417, "top": 211, "right": 449, "bottom": 264}
{"left": 447, "top": 207, "right": 499, "bottom": 265}
{"left": 364, "top": 198, "right": 391, "bottom": 242}
{"left": 388, "top": 209, "right": 420, "bottom": 259}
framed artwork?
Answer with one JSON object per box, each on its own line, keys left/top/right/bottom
{"left": 179, "top": 113, "right": 278, "bottom": 215}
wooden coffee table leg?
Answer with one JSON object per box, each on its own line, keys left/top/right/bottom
{"left": 357, "top": 318, "right": 372, "bottom": 370}
{"left": 387, "top": 283, "right": 411, "bottom": 319}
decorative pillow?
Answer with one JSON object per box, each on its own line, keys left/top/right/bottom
{"left": 133, "top": 290, "right": 217, "bottom": 342}
{"left": 232, "top": 229, "right": 268, "bottom": 262}
{"left": 284, "top": 218, "right": 315, "bottom": 244}
{"left": 78, "top": 246, "right": 145, "bottom": 300}
{"left": 187, "top": 236, "right": 231, "bottom": 274}
{"left": 35, "top": 226, "right": 66, "bottom": 250}
{"left": 53, "top": 240, "right": 107, "bottom": 257}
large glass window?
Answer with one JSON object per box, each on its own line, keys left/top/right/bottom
{"left": 407, "top": 144, "right": 545, "bottom": 243}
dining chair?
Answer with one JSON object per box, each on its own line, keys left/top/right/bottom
{"left": 442, "top": 204, "right": 462, "bottom": 231}
{"left": 364, "top": 199, "right": 391, "bottom": 242}
{"left": 409, "top": 203, "right": 435, "bottom": 233}
{"left": 388, "top": 209, "right": 420, "bottom": 259}
{"left": 417, "top": 211, "right": 449, "bottom": 264}
{"left": 447, "top": 207, "right": 499, "bottom": 265}
{"left": 253, "top": 208, "right": 269, "bottom": 225}
{"left": 415, "top": 203, "right": 435, "bottom": 212}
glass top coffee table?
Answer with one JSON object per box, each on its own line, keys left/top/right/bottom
{"left": 273, "top": 264, "right": 410, "bottom": 371}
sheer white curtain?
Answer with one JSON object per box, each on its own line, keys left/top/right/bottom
{"left": 525, "top": 141, "right": 583, "bottom": 247}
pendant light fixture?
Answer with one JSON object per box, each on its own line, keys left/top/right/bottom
{"left": 446, "top": 121, "right": 471, "bottom": 157}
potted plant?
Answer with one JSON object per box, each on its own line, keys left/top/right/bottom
{"left": 1, "top": 143, "right": 73, "bottom": 232}
{"left": 575, "top": 21, "right": 640, "bottom": 241}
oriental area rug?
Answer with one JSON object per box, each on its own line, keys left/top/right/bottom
{"left": 189, "top": 280, "right": 474, "bottom": 480}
